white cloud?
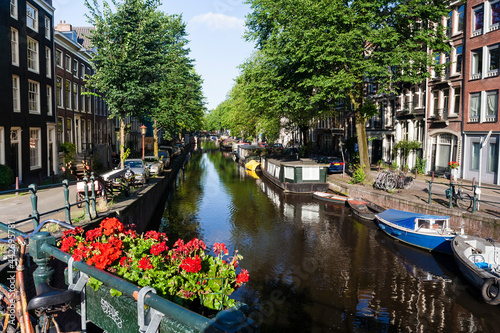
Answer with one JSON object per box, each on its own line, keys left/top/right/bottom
{"left": 189, "top": 12, "right": 245, "bottom": 32}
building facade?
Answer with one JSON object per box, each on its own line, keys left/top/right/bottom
{"left": 2, "top": 0, "right": 57, "bottom": 183}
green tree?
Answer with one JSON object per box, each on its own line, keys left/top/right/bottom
{"left": 244, "top": 0, "right": 449, "bottom": 181}
{"left": 84, "top": 0, "right": 166, "bottom": 168}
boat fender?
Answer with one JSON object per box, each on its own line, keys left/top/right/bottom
{"left": 481, "top": 278, "right": 500, "bottom": 305}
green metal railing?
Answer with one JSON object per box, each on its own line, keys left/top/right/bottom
{"left": 427, "top": 179, "right": 491, "bottom": 213}
{"left": 0, "top": 173, "right": 100, "bottom": 227}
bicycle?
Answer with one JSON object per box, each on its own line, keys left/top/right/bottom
{"left": 446, "top": 183, "right": 474, "bottom": 210}
{"left": 0, "top": 219, "right": 80, "bottom": 333}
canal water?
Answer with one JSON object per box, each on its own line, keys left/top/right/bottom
{"left": 151, "top": 142, "right": 500, "bottom": 332}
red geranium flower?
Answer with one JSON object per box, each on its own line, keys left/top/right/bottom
{"left": 180, "top": 255, "right": 202, "bottom": 273}
{"left": 213, "top": 242, "right": 228, "bottom": 256}
{"left": 138, "top": 257, "right": 154, "bottom": 270}
{"left": 150, "top": 242, "right": 168, "bottom": 256}
{"left": 236, "top": 269, "right": 249, "bottom": 284}
{"left": 60, "top": 236, "right": 76, "bottom": 252}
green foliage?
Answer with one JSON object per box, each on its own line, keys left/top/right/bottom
{"left": 60, "top": 142, "right": 76, "bottom": 164}
{"left": 415, "top": 158, "right": 427, "bottom": 175}
{"left": 392, "top": 162, "right": 399, "bottom": 170}
{"left": 0, "top": 165, "right": 15, "bottom": 190}
{"left": 349, "top": 165, "right": 365, "bottom": 184}
{"left": 393, "top": 140, "right": 422, "bottom": 167}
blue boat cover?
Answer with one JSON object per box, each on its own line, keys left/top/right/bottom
{"left": 377, "top": 209, "right": 450, "bottom": 230}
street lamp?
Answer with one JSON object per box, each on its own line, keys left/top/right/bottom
{"left": 140, "top": 125, "right": 147, "bottom": 160}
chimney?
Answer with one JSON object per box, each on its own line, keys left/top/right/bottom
{"left": 55, "top": 20, "right": 72, "bottom": 32}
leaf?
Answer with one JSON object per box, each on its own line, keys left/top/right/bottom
{"left": 110, "top": 288, "right": 122, "bottom": 297}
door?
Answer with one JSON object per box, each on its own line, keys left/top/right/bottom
{"left": 10, "top": 128, "right": 21, "bottom": 182}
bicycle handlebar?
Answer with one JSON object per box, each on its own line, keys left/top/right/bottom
{"left": 0, "top": 219, "right": 75, "bottom": 243}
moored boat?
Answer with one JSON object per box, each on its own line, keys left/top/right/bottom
{"left": 375, "top": 209, "right": 461, "bottom": 255}
{"left": 346, "top": 198, "right": 385, "bottom": 221}
{"left": 452, "top": 235, "right": 500, "bottom": 305}
{"left": 312, "top": 191, "right": 348, "bottom": 205}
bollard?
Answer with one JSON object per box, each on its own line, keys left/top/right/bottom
{"left": 63, "top": 179, "right": 71, "bottom": 224}
{"left": 415, "top": 168, "right": 417, "bottom": 180}
{"left": 29, "top": 184, "right": 40, "bottom": 228}
{"left": 431, "top": 171, "right": 435, "bottom": 182}
{"left": 448, "top": 183, "right": 453, "bottom": 209}
{"left": 90, "top": 172, "right": 97, "bottom": 218}
{"left": 15, "top": 177, "right": 19, "bottom": 196}
{"left": 30, "top": 232, "right": 56, "bottom": 292}
{"left": 428, "top": 181, "right": 432, "bottom": 204}
{"left": 472, "top": 185, "right": 477, "bottom": 213}
{"left": 83, "top": 173, "right": 91, "bottom": 221}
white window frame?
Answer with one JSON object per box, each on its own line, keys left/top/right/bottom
{"left": 26, "top": 3, "right": 38, "bottom": 32}
{"left": 73, "top": 59, "right": 78, "bottom": 77}
{"left": 73, "top": 83, "right": 78, "bottom": 110}
{"left": 45, "top": 47, "right": 51, "bottom": 78}
{"left": 490, "top": 0, "right": 500, "bottom": 32}
{"left": 65, "top": 80, "right": 71, "bottom": 109}
{"left": 488, "top": 44, "right": 500, "bottom": 77}
{"left": 451, "top": 86, "right": 461, "bottom": 116}
{"left": 486, "top": 90, "right": 498, "bottom": 122}
{"left": 81, "top": 63, "right": 85, "bottom": 79}
{"left": 470, "top": 92, "right": 481, "bottom": 122}
{"left": 56, "top": 49, "right": 63, "bottom": 68}
{"left": 28, "top": 80, "right": 40, "bottom": 114}
{"left": 473, "top": 5, "right": 484, "bottom": 36}
{"left": 27, "top": 37, "right": 39, "bottom": 73}
{"left": 29, "top": 128, "right": 41, "bottom": 170}
{"left": 56, "top": 76, "right": 63, "bottom": 107}
{"left": 11, "top": 27, "right": 19, "bottom": 66}
{"left": 46, "top": 85, "right": 52, "bottom": 116}
{"left": 457, "top": 4, "right": 464, "bottom": 33}
{"left": 81, "top": 87, "right": 86, "bottom": 112}
{"left": 45, "top": 16, "right": 51, "bottom": 40}
{"left": 453, "top": 45, "right": 462, "bottom": 75}
{"left": 471, "top": 49, "right": 483, "bottom": 79}
{"left": 65, "top": 55, "right": 71, "bottom": 73}
{"left": 10, "top": 0, "right": 18, "bottom": 19}
{"left": 12, "top": 75, "right": 20, "bottom": 113}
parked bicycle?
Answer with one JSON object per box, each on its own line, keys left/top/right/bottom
{"left": 0, "top": 219, "right": 80, "bottom": 333}
{"left": 374, "top": 170, "right": 414, "bottom": 191}
{"left": 446, "top": 183, "right": 474, "bottom": 210}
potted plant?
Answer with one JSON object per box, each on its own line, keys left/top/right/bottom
{"left": 448, "top": 161, "right": 460, "bottom": 180}
{"left": 59, "top": 217, "right": 249, "bottom": 321}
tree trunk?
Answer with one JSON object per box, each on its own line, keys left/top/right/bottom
{"left": 153, "top": 119, "right": 158, "bottom": 158}
{"left": 355, "top": 111, "right": 373, "bottom": 183}
{"left": 120, "top": 115, "right": 125, "bottom": 169}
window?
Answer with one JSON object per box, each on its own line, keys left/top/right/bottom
{"left": 57, "top": 118, "right": 63, "bottom": 144}
{"left": 86, "top": 94, "right": 91, "bottom": 113}
{"left": 11, "top": 28, "right": 19, "bottom": 66}
{"left": 56, "top": 49, "right": 62, "bottom": 68}
{"left": 489, "top": 45, "right": 500, "bottom": 76}
{"left": 452, "top": 87, "right": 461, "bottom": 115}
{"left": 433, "top": 91, "right": 439, "bottom": 116}
{"left": 81, "top": 87, "right": 86, "bottom": 112}
{"left": 46, "top": 85, "right": 52, "bottom": 116}
{"left": 486, "top": 90, "right": 498, "bottom": 121}
{"left": 489, "top": 143, "right": 498, "bottom": 172}
{"left": 455, "top": 45, "right": 462, "bottom": 74}
{"left": 457, "top": 5, "right": 464, "bottom": 32}
{"left": 470, "top": 93, "right": 481, "bottom": 121}
{"left": 27, "top": 37, "right": 39, "bottom": 72}
{"left": 447, "top": 10, "right": 453, "bottom": 37}
{"left": 73, "top": 83, "right": 78, "bottom": 110}
{"left": 45, "top": 16, "right": 50, "bottom": 39}
{"left": 65, "top": 55, "right": 71, "bottom": 72}
{"left": 26, "top": 3, "right": 38, "bottom": 32}
{"left": 30, "top": 129, "right": 41, "bottom": 169}
{"left": 73, "top": 59, "right": 78, "bottom": 77}
{"left": 433, "top": 54, "right": 441, "bottom": 77}
{"left": 81, "top": 64, "right": 85, "bottom": 79}
{"left": 10, "top": 0, "right": 17, "bottom": 19}
{"left": 473, "top": 5, "right": 484, "bottom": 35}
{"left": 56, "top": 77, "right": 63, "bottom": 107}
{"left": 472, "top": 142, "right": 480, "bottom": 170}
{"left": 28, "top": 80, "right": 40, "bottom": 114}
{"left": 443, "top": 89, "right": 449, "bottom": 115}
{"left": 12, "top": 76, "right": 20, "bottom": 113}
{"left": 45, "top": 47, "right": 51, "bottom": 78}
{"left": 492, "top": 1, "right": 500, "bottom": 29}
{"left": 65, "top": 81, "right": 71, "bottom": 109}
{"left": 66, "top": 118, "right": 72, "bottom": 143}
{"left": 472, "top": 49, "right": 483, "bottom": 78}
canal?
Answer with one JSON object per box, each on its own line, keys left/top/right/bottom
{"left": 150, "top": 142, "right": 500, "bottom": 332}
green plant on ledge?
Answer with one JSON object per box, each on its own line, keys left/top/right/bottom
{"left": 60, "top": 142, "right": 76, "bottom": 164}
{"left": 349, "top": 164, "right": 365, "bottom": 184}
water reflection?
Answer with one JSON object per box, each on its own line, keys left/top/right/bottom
{"left": 153, "top": 147, "right": 500, "bottom": 332}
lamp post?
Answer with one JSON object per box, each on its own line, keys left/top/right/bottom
{"left": 140, "top": 125, "right": 147, "bottom": 160}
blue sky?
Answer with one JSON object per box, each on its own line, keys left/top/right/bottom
{"left": 52, "top": 0, "right": 256, "bottom": 111}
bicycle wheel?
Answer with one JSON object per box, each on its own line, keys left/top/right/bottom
{"left": 385, "top": 175, "right": 397, "bottom": 191}
{"left": 403, "top": 176, "right": 415, "bottom": 190}
{"left": 456, "top": 192, "right": 472, "bottom": 210}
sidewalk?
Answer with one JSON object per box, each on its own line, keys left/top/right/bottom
{"left": 328, "top": 169, "right": 500, "bottom": 219}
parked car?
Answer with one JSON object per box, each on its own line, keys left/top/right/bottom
{"left": 259, "top": 142, "right": 268, "bottom": 148}
{"left": 272, "top": 143, "right": 283, "bottom": 149}
{"left": 124, "top": 159, "right": 149, "bottom": 185}
{"left": 144, "top": 156, "right": 164, "bottom": 175}
{"left": 328, "top": 158, "right": 344, "bottom": 173}
{"left": 158, "top": 149, "right": 171, "bottom": 168}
